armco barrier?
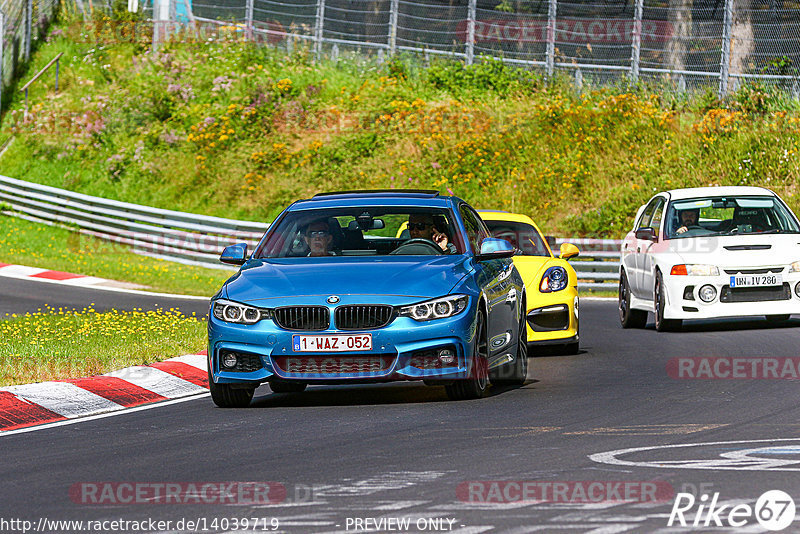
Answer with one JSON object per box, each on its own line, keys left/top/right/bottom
{"left": 554, "top": 237, "right": 622, "bottom": 292}
{"left": 0, "top": 175, "right": 269, "bottom": 270}
{"left": 0, "top": 175, "right": 624, "bottom": 287}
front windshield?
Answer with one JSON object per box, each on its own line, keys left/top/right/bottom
{"left": 255, "top": 206, "right": 463, "bottom": 258}
{"left": 483, "top": 220, "right": 550, "bottom": 257}
{"left": 664, "top": 195, "right": 800, "bottom": 239}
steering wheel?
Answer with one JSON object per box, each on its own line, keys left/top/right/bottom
{"left": 390, "top": 238, "right": 443, "bottom": 255}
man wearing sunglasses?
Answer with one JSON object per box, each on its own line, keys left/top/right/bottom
{"left": 303, "top": 220, "right": 337, "bottom": 256}
{"left": 407, "top": 213, "right": 455, "bottom": 253}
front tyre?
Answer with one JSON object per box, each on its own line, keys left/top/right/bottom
{"left": 654, "top": 271, "right": 682, "bottom": 332}
{"left": 446, "top": 312, "right": 489, "bottom": 400}
{"left": 619, "top": 270, "right": 647, "bottom": 328}
{"left": 208, "top": 367, "right": 255, "bottom": 408}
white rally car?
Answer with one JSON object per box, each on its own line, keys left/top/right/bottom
{"left": 619, "top": 186, "right": 800, "bottom": 331}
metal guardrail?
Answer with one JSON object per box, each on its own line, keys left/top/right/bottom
{"left": 0, "top": 175, "right": 269, "bottom": 270}
{"left": 554, "top": 237, "right": 622, "bottom": 292}
{"left": 0, "top": 175, "right": 625, "bottom": 287}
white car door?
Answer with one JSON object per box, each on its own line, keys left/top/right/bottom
{"left": 638, "top": 198, "right": 666, "bottom": 301}
{"left": 628, "top": 198, "right": 660, "bottom": 296}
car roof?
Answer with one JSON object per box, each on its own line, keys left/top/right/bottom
{"left": 477, "top": 210, "right": 537, "bottom": 226}
{"left": 291, "top": 190, "right": 456, "bottom": 210}
{"left": 665, "top": 186, "right": 776, "bottom": 201}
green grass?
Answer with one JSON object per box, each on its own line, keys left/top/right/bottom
{"left": 0, "top": 305, "right": 206, "bottom": 386}
{"left": 4, "top": 8, "right": 800, "bottom": 241}
{"left": 0, "top": 213, "right": 232, "bottom": 295}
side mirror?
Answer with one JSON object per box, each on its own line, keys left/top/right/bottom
{"left": 220, "top": 243, "right": 247, "bottom": 265}
{"left": 559, "top": 243, "right": 580, "bottom": 260}
{"left": 634, "top": 227, "right": 657, "bottom": 241}
{"left": 476, "top": 237, "right": 515, "bottom": 261}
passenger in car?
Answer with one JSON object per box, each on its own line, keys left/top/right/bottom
{"left": 407, "top": 213, "right": 456, "bottom": 253}
{"left": 303, "top": 220, "right": 338, "bottom": 256}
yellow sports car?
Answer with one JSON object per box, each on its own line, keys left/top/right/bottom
{"left": 478, "top": 210, "right": 581, "bottom": 355}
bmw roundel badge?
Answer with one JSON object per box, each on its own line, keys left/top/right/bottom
{"left": 327, "top": 296, "right": 340, "bottom": 304}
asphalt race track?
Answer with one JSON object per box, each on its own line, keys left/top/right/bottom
{"left": 0, "top": 277, "right": 210, "bottom": 317}
{"left": 3, "top": 281, "right": 800, "bottom": 532}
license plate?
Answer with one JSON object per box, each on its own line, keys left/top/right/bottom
{"left": 292, "top": 334, "right": 372, "bottom": 352}
{"left": 729, "top": 274, "right": 783, "bottom": 288}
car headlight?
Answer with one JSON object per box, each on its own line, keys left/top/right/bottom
{"left": 670, "top": 264, "right": 720, "bottom": 276}
{"left": 212, "top": 299, "right": 271, "bottom": 324}
{"left": 398, "top": 295, "right": 469, "bottom": 322}
{"left": 540, "top": 266, "right": 568, "bottom": 293}
{"left": 789, "top": 261, "right": 800, "bottom": 273}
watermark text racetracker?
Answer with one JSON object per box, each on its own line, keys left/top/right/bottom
{"left": 0, "top": 517, "right": 279, "bottom": 533}
{"left": 457, "top": 480, "right": 674, "bottom": 503}
{"left": 69, "top": 481, "right": 300, "bottom": 505}
{"left": 667, "top": 357, "right": 800, "bottom": 379}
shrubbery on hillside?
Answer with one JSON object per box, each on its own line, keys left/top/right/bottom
{"left": 4, "top": 10, "right": 800, "bottom": 237}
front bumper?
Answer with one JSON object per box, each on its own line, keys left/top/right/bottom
{"left": 208, "top": 302, "right": 480, "bottom": 385}
{"left": 525, "top": 289, "right": 579, "bottom": 344}
{"left": 662, "top": 273, "right": 800, "bottom": 320}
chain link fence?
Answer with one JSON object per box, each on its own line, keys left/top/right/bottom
{"left": 137, "top": 0, "right": 800, "bottom": 96}
{"left": 0, "top": 0, "right": 59, "bottom": 108}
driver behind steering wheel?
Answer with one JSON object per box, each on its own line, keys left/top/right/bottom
{"left": 407, "top": 213, "right": 456, "bottom": 254}
{"left": 675, "top": 208, "right": 699, "bottom": 234}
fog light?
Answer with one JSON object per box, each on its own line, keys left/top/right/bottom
{"left": 438, "top": 349, "right": 455, "bottom": 365}
{"left": 795, "top": 282, "right": 800, "bottom": 298}
{"left": 222, "top": 352, "right": 238, "bottom": 369}
{"left": 699, "top": 285, "right": 717, "bottom": 303}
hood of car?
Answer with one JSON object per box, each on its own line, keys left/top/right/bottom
{"left": 664, "top": 234, "right": 800, "bottom": 268}
{"left": 223, "top": 256, "right": 474, "bottom": 304}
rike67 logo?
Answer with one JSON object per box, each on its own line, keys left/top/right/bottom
{"left": 668, "top": 490, "right": 796, "bottom": 531}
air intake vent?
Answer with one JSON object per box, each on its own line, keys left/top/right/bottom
{"left": 273, "top": 306, "right": 330, "bottom": 330}
{"left": 335, "top": 305, "right": 394, "bottom": 330}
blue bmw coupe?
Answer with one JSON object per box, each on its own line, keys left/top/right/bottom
{"left": 207, "top": 190, "right": 527, "bottom": 406}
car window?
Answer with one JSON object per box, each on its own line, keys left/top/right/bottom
{"left": 636, "top": 198, "right": 661, "bottom": 231}
{"left": 254, "top": 206, "right": 463, "bottom": 257}
{"left": 483, "top": 220, "right": 550, "bottom": 257}
{"left": 650, "top": 199, "right": 665, "bottom": 238}
{"left": 459, "top": 205, "right": 489, "bottom": 253}
{"left": 664, "top": 195, "right": 800, "bottom": 239}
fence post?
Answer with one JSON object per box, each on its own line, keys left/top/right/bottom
{"left": 313, "top": 0, "right": 326, "bottom": 58}
{"left": 245, "top": 0, "right": 254, "bottom": 41}
{"left": 546, "top": 0, "right": 557, "bottom": 78}
{"left": 24, "top": 0, "right": 32, "bottom": 62}
{"left": 465, "top": 0, "right": 476, "bottom": 66}
{"left": 630, "top": 0, "right": 643, "bottom": 83}
{"left": 388, "top": 0, "right": 399, "bottom": 56}
{"left": 152, "top": 0, "right": 172, "bottom": 52}
{"left": 0, "top": 10, "right": 4, "bottom": 117}
{"left": 719, "top": 0, "right": 733, "bottom": 97}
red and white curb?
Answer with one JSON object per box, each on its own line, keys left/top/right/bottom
{"left": 0, "top": 263, "right": 130, "bottom": 287}
{"left": 0, "top": 352, "right": 209, "bottom": 433}
{"left": 0, "top": 262, "right": 208, "bottom": 299}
